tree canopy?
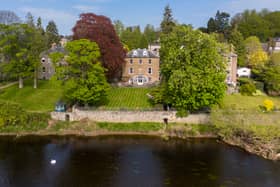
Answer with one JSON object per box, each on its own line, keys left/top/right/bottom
{"left": 160, "top": 5, "right": 176, "bottom": 34}
{"left": 62, "top": 39, "right": 110, "bottom": 105}
{"left": 73, "top": 13, "right": 126, "bottom": 81}
{"left": 158, "top": 25, "right": 226, "bottom": 112}
{"left": 46, "top": 20, "right": 60, "bottom": 48}
{"left": 244, "top": 36, "right": 268, "bottom": 67}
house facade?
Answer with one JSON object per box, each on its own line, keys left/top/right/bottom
{"left": 38, "top": 43, "right": 66, "bottom": 80}
{"left": 122, "top": 49, "right": 160, "bottom": 86}
{"left": 225, "top": 52, "right": 238, "bottom": 87}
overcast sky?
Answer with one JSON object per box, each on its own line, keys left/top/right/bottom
{"left": 1, "top": 0, "right": 280, "bottom": 35}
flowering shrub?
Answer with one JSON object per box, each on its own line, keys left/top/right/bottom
{"left": 263, "top": 99, "right": 274, "bottom": 112}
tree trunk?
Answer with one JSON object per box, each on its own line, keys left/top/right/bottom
{"left": 33, "top": 70, "right": 37, "bottom": 89}
{"left": 19, "top": 77, "right": 23, "bottom": 89}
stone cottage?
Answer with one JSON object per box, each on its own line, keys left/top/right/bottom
{"left": 38, "top": 43, "right": 66, "bottom": 80}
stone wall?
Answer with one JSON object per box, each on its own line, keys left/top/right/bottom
{"left": 51, "top": 109, "right": 210, "bottom": 124}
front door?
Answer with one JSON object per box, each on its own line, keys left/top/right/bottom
{"left": 137, "top": 77, "right": 144, "bottom": 85}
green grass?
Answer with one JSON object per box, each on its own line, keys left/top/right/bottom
{"left": 101, "top": 87, "right": 153, "bottom": 110}
{"left": 221, "top": 93, "right": 280, "bottom": 111}
{"left": 97, "top": 122, "right": 164, "bottom": 132}
{"left": 0, "top": 80, "right": 153, "bottom": 112}
{"left": 0, "top": 79, "right": 63, "bottom": 112}
{"left": 211, "top": 94, "right": 280, "bottom": 142}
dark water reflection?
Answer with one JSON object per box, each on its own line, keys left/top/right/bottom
{"left": 0, "top": 135, "right": 279, "bottom": 187}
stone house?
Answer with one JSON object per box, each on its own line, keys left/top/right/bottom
{"left": 122, "top": 49, "right": 160, "bottom": 86}
{"left": 38, "top": 43, "right": 66, "bottom": 80}
{"left": 225, "top": 52, "right": 238, "bottom": 87}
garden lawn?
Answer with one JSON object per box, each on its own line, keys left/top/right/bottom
{"left": 102, "top": 87, "right": 153, "bottom": 110}
{"left": 0, "top": 79, "right": 63, "bottom": 112}
{"left": 221, "top": 93, "right": 280, "bottom": 111}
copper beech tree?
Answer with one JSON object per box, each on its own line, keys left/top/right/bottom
{"left": 72, "top": 13, "right": 126, "bottom": 81}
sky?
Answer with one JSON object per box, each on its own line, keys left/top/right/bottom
{"left": 1, "top": 0, "right": 280, "bottom": 35}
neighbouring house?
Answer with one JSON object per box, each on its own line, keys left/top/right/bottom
{"left": 225, "top": 52, "right": 238, "bottom": 87}
{"left": 237, "top": 67, "right": 251, "bottom": 78}
{"left": 148, "top": 43, "right": 160, "bottom": 57}
{"left": 264, "top": 37, "right": 280, "bottom": 54}
{"left": 122, "top": 49, "right": 160, "bottom": 86}
{"left": 38, "top": 43, "right": 66, "bottom": 80}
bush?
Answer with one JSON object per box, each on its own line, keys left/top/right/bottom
{"left": 0, "top": 101, "right": 49, "bottom": 128}
{"left": 240, "top": 83, "right": 256, "bottom": 96}
{"left": 0, "top": 101, "right": 28, "bottom": 126}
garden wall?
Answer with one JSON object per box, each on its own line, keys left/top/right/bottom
{"left": 51, "top": 108, "right": 210, "bottom": 124}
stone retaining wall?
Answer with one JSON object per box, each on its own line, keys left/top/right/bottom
{"left": 51, "top": 109, "right": 210, "bottom": 124}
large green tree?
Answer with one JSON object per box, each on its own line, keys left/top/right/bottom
{"left": 62, "top": 39, "right": 110, "bottom": 105}
{"left": 159, "top": 25, "right": 226, "bottom": 112}
{"left": 46, "top": 20, "right": 60, "bottom": 47}
{"left": 144, "top": 24, "right": 158, "bottom": 44}
{"left": 262, "top": 52, "right": 280, "bottom": 95}
{"left": 121, "top": 26, "right": 147, "bottom": 49}
{"left": 160, "top": 5, "right": 176, "bottom": 34}
{"left": 244, "top": 36, "right": 268, "bottom": 67}
{"left": 228, "top": 28, "right": 246, "bottom": 66}
{"left": 231, "top": 10, "right": 271, "bottom": 42}
{"left": 0, "top": 24, "right": 34, "bottom": 88}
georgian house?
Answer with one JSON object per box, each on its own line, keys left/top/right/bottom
{"left": 122, "top": 49, "right": 160, "bottom": 86}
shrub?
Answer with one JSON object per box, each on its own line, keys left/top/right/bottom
{"left": 240, "top": 83, "right": 256, "bottom": 96}
{"left": 263, "top": 99, "right": 274, "bottom": 112}
{"left": 0, "top": 101, "right": 28, "bottom": 126}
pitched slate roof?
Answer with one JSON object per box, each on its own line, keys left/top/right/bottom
{"left": 126, "top": 49, "right": 158, "bottom": 58}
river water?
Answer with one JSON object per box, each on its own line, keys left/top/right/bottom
{"left": 0, "top": 135, "right": 279, "bottom": 187}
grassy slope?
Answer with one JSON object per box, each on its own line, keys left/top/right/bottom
{"left": 0, "top": 79, "right": 63, "bottom": 112}
{"left": 221, "top": 94, "right": 280, "bottom": 111}
{"left": 101, "top": 87, "right": 152, "bottom": 109}
{"left": 0, "top": 80, "right": 153, "bottom": 112}
{"left": 212, "top": 94, "right": 280, "bottom": 141}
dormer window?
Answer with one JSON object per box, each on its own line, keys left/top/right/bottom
{"left": 143, "top": 50, "right": 148, "bottom": 57}
{"left": 133, "top": 50, "right": 138, "bottom": 57}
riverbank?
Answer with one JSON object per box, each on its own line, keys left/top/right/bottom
{"left": 211, "top": 94, "right": 280, "bottom": 161}
{"left": 0, "top": 119, "right": 279, "bottom": 161}
{"left": 0, "top": 121, "right": 216, "bottom": 139}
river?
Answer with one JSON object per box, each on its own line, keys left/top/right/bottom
{"left": 0, "top": 135, "right": 279, "bottom": 187}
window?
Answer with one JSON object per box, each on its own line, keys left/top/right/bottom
{"left": 143, "top": 50, "right": 148, "bottom": 57}
{"left": 133, "top": 50, "right": 138, "bottom": 57}
{"left": 129, "top": 68, "right": 133, "bottom": 74}
{"left": 139, "top": 59, "right": 142, "bottom": 64}
{"left": 149, "top": 59, "right": 152, "bottom": 64}
{"left": 130, "top": 59, "right": 133, "bottom": 64}
{"left": 41, "top": 58, "right": 45, "bottom": 63}
{"left": 148, "top": 67, "right": 152, "bottom": 74}
{"left": 42, "top": 67, "right": 46, "bottom": 73}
